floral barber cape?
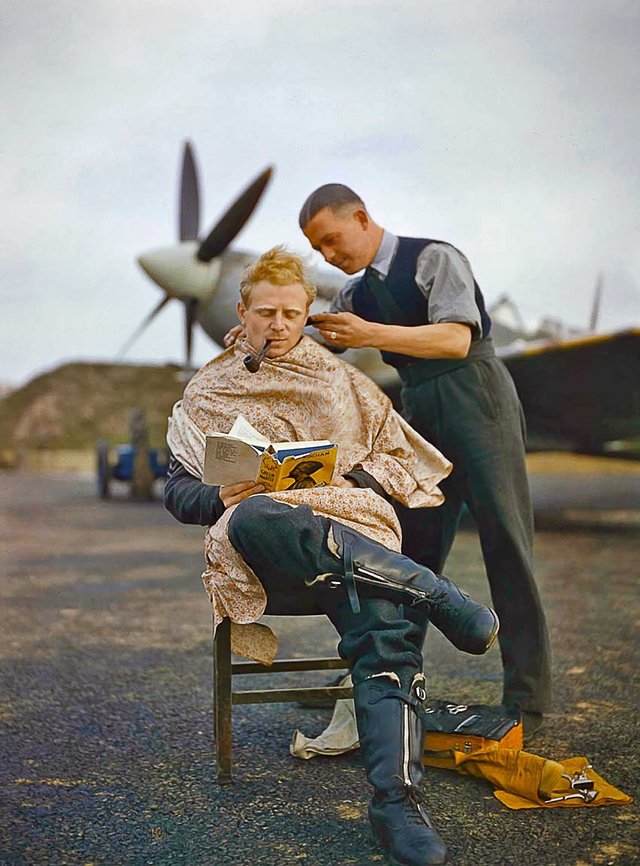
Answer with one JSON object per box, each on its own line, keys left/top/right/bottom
{"left": 167, "top": 335, "right": 452, "bottom": 663}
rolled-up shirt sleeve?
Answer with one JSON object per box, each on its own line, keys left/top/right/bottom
{"left": 415, "top": 243, "right": 482, "bottom": 340}
{"left": 329, "top": 279, "right": 357, "bottom": 314}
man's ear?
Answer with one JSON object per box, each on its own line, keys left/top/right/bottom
{"left": 354, "top": 208, "right": 369, "bottom": 230}
{"left": 237, "top": 300, "right": 246, "bottom": 323}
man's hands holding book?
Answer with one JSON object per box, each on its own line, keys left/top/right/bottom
{"left": 219, "top": 474, "right": 355, "bottom": 509}
{"left": 220, "top": 479, "right": 266, "bottom": 508}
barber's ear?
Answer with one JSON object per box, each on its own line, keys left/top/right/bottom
{"left": 354, "top": 209, "right": 369, "bottom": 229}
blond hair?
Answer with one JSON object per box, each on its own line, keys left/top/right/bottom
{"left": 239, "top": 246, "right": 317, "bottom": 307}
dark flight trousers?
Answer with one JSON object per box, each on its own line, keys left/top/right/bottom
{"left": 227, "top": 497, "right": 423, "bottom": 689}
{"left": 397, "top": 356, "right": 552, "bottom": 713}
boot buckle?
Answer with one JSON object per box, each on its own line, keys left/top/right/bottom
{"left": 342, "top": 531, "right": 361, "bottom": 614}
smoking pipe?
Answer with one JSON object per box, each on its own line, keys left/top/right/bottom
{"left": 243, "top": 339, "right": 272, "bottom": 373}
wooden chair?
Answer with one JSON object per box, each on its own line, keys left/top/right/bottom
{"left": 213, "top": 591, "right": 353, "bottom": 784}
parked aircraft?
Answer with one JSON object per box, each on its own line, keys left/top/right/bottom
{"left": 498, "top": 325, "right": 639, "bottom": 457}
{"left": 123, "top": 142, "right": 640, "bottom": 459}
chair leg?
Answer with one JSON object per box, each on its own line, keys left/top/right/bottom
{"left": 213, "top": 617, "right": 233, "bottom": 785}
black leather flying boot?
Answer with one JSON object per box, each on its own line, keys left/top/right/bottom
{"left": 403, "top": 604, "right": 431, "bottom": 654}
{"left": 354, "top": 672, "right": 449, "bottom": 866}
{"left": 307, "top": 521, "right": 499, "bottom": 656}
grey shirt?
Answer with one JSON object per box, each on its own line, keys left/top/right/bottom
{"left": 329, "top": 230, "right": 482, "bottom": 340}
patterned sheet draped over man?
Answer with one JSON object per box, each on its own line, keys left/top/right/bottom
{"left": 167, "top": 332, "right": 452, "bottom": 662}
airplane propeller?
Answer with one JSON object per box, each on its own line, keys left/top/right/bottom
{"left": 179, "top": 141, "right": 200, "bottom": 242}
{"left": 196, "top": 166, "right": 273, "bottom": 263}
{"left": 185, "top": 297, "right": 198, "bottom": 369}
{"left": 119, "top": 141, "right": 273, "bottom": 368}
{"left": 117, "top": 295, "right": 172, "bottom": 360}
{"left": 589, "top": 273, "right": 603, "bottom": 332}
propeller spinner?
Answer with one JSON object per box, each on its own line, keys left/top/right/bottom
{"left": 120, "top": 142, "right": 273, "bottom": 368}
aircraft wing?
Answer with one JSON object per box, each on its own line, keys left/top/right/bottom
{"left": 498, "top": 328, "right": 640, "bottom": 457}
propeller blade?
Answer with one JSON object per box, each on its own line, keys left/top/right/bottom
{"left": 184, "top": 298, "right": 198, "bottom": 368}
{"left": 117, "top": 295, "right": 171, "bottom": 358}
{"left": 197, "top": 166, "right": 273, "bottom": 262}
{"left": 589, "top": 272, "right": 603, "bottom": 332}
{"left": 179, "top": 141, "right": 200, "bottom": 241}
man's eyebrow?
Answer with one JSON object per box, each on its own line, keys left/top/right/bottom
{"left": 253, "top": 304, "right": 305, "bottom": 313}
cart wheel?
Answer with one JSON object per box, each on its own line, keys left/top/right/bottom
{"left": 96, "top": 441, "right": 111, "bottom": 499}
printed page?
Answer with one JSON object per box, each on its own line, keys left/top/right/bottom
{"left": 203, "top": 434, "right": 262, "bottom": 486}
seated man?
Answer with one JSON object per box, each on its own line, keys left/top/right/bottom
{"left": 164, "top": 246, "right": 499, "bottom": 866}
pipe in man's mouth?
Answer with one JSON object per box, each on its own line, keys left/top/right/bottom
{"left": 243, "top": 339, "right": 272, "bottom": 373}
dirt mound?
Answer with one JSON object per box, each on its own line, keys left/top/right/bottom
{"left": 0, "top": 362, "right": 188, "bottom": 451}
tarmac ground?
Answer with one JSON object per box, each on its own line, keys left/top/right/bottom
{"left": 1, "top": 466, "right": 639, "bottom": 866}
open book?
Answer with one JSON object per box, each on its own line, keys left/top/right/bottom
{"left": 203, "top": 414, "right": 337, "bottom": 492}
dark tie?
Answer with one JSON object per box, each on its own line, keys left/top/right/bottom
{"left": 364, "top": 267, "right": 405, "bottom": 322}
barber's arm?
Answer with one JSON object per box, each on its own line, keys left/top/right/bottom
{"left": 163, "top": 453, "right": 264, "bottom": 525}
{"left": 311, "top": 314, "right": 472, "bottom": 358}
{"left": 310, "top": 245, "right": 480, "bottom": 359}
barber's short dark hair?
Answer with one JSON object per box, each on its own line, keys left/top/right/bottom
{"left": 298, "top": 184, "right": 365, "bottom": 229}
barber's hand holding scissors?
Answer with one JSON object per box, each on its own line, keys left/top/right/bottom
{"left": 309, "top": 312, "right": 375, "bottom": 349}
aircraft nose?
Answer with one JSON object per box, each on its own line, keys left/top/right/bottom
{"left": 137, "top": 243, "right": 222, "bottom": 301}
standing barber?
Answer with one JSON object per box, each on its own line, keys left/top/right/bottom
{"left": 299, "top": 184, "right": 551, "bottom": 737}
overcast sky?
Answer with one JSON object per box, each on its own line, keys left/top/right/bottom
{"left": 1, "top": 0, "right": 639, "bottom": 386}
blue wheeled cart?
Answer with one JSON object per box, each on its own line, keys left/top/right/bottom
{"left": 96, "top": 441, "right": 169, "bottom": 499}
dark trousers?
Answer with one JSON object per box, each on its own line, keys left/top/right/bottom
{"left": 398, "top": 357, "right": 552, "bottom": 712}
{"left": 227, "top": 497, "right": 423, "bottom": 689}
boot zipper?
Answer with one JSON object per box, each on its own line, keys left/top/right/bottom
{"left": 307, "top": 570, "right": 430, "bottom": 604}
{"left": 403, "top": 703, "right": 411, "bottom": 785}
{"left": 352, "top": 566, "right": 431, "bottom": 604}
